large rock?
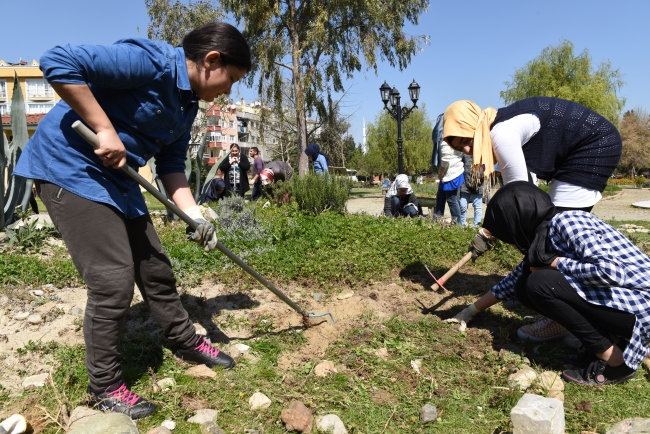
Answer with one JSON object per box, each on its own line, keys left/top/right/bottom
{"left": 420, "top": 404, "right": 438, "bottom": 424}
{"left": 316, "top": 414, "right": 347, "bottom": 434}
{"left": 607, "top": 418, "right": 650, "bottom": 433}
{"left": 67, "top": 406, "right": 101, "bottom": 431}
{"left": 281, "top": 400, "right": 313, "bottom": 432}
{"left": 538, "top": 371, "right": 564, "bottom": 392}
{"left": 249, "top": 392, "right": 272, "bottom": 410}
{"left": 511, "top": 394, "right": 564, "bottom": 434}
{"left": 200, "top": 422, "right": 227, "bottom": 434}
{"left": 67, "top": 413, "right": 138, "bottom": 434}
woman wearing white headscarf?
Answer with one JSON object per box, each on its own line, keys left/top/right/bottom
{"left": 383, "top": 174, "right": 419, "bottom": 218}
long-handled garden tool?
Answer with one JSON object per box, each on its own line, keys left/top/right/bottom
{"left": 72, "top": 121, "right": 334, "bottom": 327}
{"left": 425, "top": 252, "right": 473, "bottom": 291}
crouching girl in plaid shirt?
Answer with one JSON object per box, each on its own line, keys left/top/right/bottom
{"left": 446, "top": 181, "right": 650, "bottom": 385}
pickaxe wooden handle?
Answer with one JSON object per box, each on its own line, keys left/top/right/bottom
{"left": 430, "top": 252, "right": 473, "bottom": 291}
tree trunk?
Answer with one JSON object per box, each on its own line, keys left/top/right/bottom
{"left": 290, "top": 0, "right": 309, "bottom": 176}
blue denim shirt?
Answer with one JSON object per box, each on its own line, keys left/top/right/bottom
{"left": 14, "top": 38, "right": 199, "bottom": 219}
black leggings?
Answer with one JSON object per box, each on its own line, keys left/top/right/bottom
{"left": 514, "top": 268, "right": 635, "bottom": 355}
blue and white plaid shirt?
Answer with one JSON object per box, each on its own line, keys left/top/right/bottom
{"left": 492, "top": 211, "right": 650, "bottom": 370}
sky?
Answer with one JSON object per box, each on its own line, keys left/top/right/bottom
{"left": 3, "top": 0, "right": 650, "bottom": 148}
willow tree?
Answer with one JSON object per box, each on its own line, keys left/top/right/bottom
{"left": 222, "top": 0, "right": 429, "bottom": 175}
{"left": 501, "top": 39, "right": 625, "bottom": 126}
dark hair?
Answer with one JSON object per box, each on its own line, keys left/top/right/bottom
{"left": 251, "top": 147, "right": 259, "bottom": 155}
{"left": 230, "top": 143, "right": 240, "bottom": 151}
{"left": 183, "top": 22, "right": 252, "bottom": 72}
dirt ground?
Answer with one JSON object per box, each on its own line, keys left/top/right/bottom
{"left": 0, "top": 187, "right": 648, "bottom": 394}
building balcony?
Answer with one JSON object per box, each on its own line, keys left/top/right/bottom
{"left": 207, "top": 157, "right": 216, "bottom": 166}
{"left": 207, "top": 141, "right": 223, "bottom": 148}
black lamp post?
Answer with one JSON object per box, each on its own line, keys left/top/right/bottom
{"left": 379, "top": 79, "right": 420, "bottom": 174}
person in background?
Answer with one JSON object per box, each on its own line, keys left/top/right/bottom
{"left": 217, "top": 143, "right": 250, "bottom": 197}
{"left": 383, "top": 174, "right": 419, "bottom": 218}
{"left": 203, "top": 177, "right": 232, "bottom": 203}
{"left": 459, "top": 154, "right": 484, "bottom": 228}
{"left": 445, "top": 182, "right": 649, "bottom": 386}
{"left": 434, "top": 140, "right": 463, "bottom": 224}
{"left": 445, "top": 96, "right": 622, "bottom": 343}
{"left": 416, "top": 175, "right": 424, "bottom": 185}
{"left": 304, "top": 143, "right": 330, "bottom": 174}
{"left": 249, "top": 147, "right": 264, "bottom": 201}
{"left": 13, "top": 22, "right": 251, "bottom": 419}
{"left": 260, "top": 160, "right": 293, "bottom": 199}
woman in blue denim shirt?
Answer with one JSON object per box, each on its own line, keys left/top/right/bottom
{"left": 14, "top": 22, "right": 251, "bottom": 419}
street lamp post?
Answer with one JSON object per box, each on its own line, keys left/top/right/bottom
{"left": 379, "top": 79, "right": 421, "bottom": 174}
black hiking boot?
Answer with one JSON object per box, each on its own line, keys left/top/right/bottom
{"left": 175, "top": 336, "right": 235, "bottom": 369}
{"left": 87, "top": 382, "right": 157, "bottom": 420}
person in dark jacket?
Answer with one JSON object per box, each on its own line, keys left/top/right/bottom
{"left": 203, "top": 178, "right": 232, "bottom": 203}
{"left": 217, "top": 143, "right": 250, "bottom": 197}
{"left": 260, "top": 160, "right": 293, "bottom": 201}
{"left": 383, "top": 174, "right": 419, "bottom": 218}
{"left": 249, "top": 146, "right": 264, "bottom": 201}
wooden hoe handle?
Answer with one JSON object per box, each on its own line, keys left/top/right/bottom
{"left": 430, "top": 252, "right": 473, "bottom": 291}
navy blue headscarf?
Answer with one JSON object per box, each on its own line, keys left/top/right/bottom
{"left": 305, "top": 143, "right": 331, "bottom": 165}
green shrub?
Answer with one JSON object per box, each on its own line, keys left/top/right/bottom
{"left": 291, "top": 173, "right": 351, "bottom": 215}
{"left": 635, "top": 175, "right": 647, "bottom": 188}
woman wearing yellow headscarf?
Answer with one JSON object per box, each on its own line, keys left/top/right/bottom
{"left": 443, "top": 96, "right": 622, "bottom": 343}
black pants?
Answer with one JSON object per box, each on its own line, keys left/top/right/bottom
{"left": 514, "top": 268, "right": 635, "bottom": 355}
{"left": 37, "top": 181, "right": 197, "bottom": 389}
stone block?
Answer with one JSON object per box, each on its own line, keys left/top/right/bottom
{"left": 511, "top": 393, "right": 564, "bottom": 434}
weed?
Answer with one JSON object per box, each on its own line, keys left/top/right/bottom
{"left": 16, "top": 339, "right": 60, "bottom": 356}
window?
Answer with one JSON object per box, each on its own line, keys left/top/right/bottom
{"left": 223, "top": 135, "right": 228, "bottom": 143}
{"left": 208, "top": 131, "right": 221, "bottom": 142}
{"left": 0, "top": 104, "right": 8, "bottom": 115}
{"left": 26, "top": 79, "right": 54, "bottom": 98}
{"left": 229, "top": 120, "right": 234, "bottom": 128}
{"left": 230, "top": 135, "right": 235, "bottom": 143}
{"left": 0, "top": 80, "right": 6, "bottom": 99}
{"left": 27, "top": 103, "right": 54, "bottom": 114}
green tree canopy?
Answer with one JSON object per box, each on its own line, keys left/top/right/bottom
{"left": 363, "top": 104, "right": 433, "bottom": 176}
{"left": 500, "top": 39, "right": 625, "bottom": 126}
{"left": 145, "top": 0, "right": 222, "bottom": 47}
{"left": 221, "top": 0, "right": 429, "bottom": 176}
{"left": 618, "top": 108, "right": 650, "bottom": 177}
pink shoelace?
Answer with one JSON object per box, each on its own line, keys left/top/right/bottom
{"left": 106, "top": 383, "right": 142, "bottom": 406}
{"left": 195, "top": 337, "right": 221, "bottom": 358}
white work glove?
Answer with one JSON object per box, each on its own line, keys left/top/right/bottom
{"left": 183, "top": 205, "right": 218, "bottom": 252}
{"left": 443, "top": 303, "right": 481, "bottom": 332}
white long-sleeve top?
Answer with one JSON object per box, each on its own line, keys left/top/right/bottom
{"left": 491, "top": 113, "right": 602, "bottom": 208}
{"left": 440, "top": 141, "right": 464, "bottom": 182}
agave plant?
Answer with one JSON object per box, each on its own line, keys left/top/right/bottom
{"left": 2, "top": 72, "right": 32, "bottom": 227}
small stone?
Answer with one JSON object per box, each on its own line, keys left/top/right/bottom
{"left": 67, "top": 406, "right": 101, "bottom": 430}
{"left": 185, "top": 365, "right": 217, "bottom": 379}
{"left": 29, "top": 290, "right": 44, "bottom": 297}
{"left": 539, "top": 371, "right": 565, "bottom": 392}
{"left": 68, "top": 413, "right": 138, "bottom": 434}
{"left": 13, "top": 312, "right": 29, "bottom": 321}
{"left": 316, "top": 414, "right": 348, "bottom": 434}
{"left": 146, "top": 427, "right": 172, "bottom": 434}
{"left": 410, "top": 359, "right": 423, "bottom": 375}
{"left": 375, "top": 347, "right": 389, "bottom": 360}
{"left": 248, "top": 392, "right": 272, "bottom": 410}
{"left": 200, "top": 421, "right": 226, "bottom": 434}
{"left": 510, "top": 393, "right": 565, "bottom": 434}
{"left": 281, "top": 400, "right": 313, "bottom": 432}
{"left": 27, "top": 314, "right": 43, "bottom": 325}
{"left": 314, "top": 360, "right": 337, "bottom": 377}
{"left": 547, "top": 390, "right": 564, "bottom": 402}
{"left": 156, "top": 378, "right": 176, "bottom": 391}
{"left": 0, "top": 414, "right": 27, "bottom": 434}
{"left": 499, "top": 344, "right": 523, "bottom": 361}
{"left": 369, "top": 292, "right": 378, "bottom": 300}
{"left": 22, "top": 373, "right": 50, "bottom": 389}
{"left": 420, "top": 404, "right": 438, "bottom": 424}
{"left": 161, "top": 419, "right": 176, "bottom": 430}
{"left": 507, "top": 366, "right": 537, "bottom": 391}
{"left": 194, "top": 323, "right": 208, "bottom": 336}
{"left": 313, "top": 293, "right": 323, "bottom": 302}
{"left": 337, "top": 290, "right": 354, "bottom": 300}
{"left": 187, "top": 409, "right": 218, "bottom": 424}
{"left": 235, "top": 344, "right": 250, "bottom": 352}
{"left": 69, "top": 307, "right": 83, "bottom": 316}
